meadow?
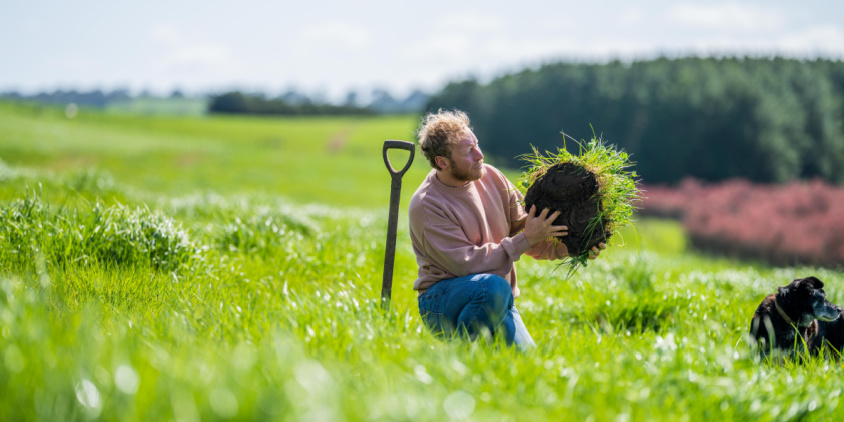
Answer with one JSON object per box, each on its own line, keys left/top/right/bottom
{"left": 2, "top": 101, "right": 844, "bottom": 421}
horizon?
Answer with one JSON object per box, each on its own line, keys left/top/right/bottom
{"left": 7, "top": 53, "right": 844, "bottom": 106}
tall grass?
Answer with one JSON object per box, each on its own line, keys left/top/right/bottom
{"left": 0, "top": 193, "right": 200, "bottom": 272}
{"left": 3, "top": 185, "right": 844, "bottom": 421}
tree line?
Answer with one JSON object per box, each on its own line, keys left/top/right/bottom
{"left": 208, "top": 90, "right": 429, "bottom": 116}
{"left": 207, "top": 91, "right": 375, "bottom": 116}
{"left": 1, "top": 88, "right": 431, "bottom": 116}
{"left": 0, "top": 89, "right": 133, "bottom": 108}
{"left": 424, "top": 56, "right": 844, "bottom": 185}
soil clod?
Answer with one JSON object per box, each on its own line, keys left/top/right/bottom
{"left": 523, "top": 162, "right": 612, "bottom": 257}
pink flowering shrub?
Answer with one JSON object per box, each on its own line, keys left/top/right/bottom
{"left": 640, "top": 178, "right": 844, "bottom": 267}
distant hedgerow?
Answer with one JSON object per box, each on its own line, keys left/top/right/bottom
{"left": 0, "top": 193, "right": 201, "bottom": 271}
{"left": 640, "top": 178, "right": 844, "bottom": 267}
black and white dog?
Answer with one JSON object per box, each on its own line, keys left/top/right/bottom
{"left": 749, "top": 276, "right": 840, "bottom": 358}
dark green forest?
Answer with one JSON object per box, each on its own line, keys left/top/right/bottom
{"left": 425, "top": 56, "right": 844, "bottom": 185}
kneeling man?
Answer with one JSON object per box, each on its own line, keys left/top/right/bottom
{"left": 409, "top": 109, "right": 604, "bottom": 349}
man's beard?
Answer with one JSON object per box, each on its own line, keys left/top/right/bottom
{"left": 448, "top": 158, "right": 483, "bottom": 182}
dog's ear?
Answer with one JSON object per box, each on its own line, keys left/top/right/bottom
{"left": 793, "top": 277, "right": 814, "bottom": 289}
{"left": 803, "top": 276, "right": 824, "bottom": 289}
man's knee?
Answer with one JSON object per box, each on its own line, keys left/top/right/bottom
{"left": 472, "top": 274, "right": 513, "bottom": 309}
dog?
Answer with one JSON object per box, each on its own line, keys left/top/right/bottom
{"left": 749, "top": 276, "right": 840, "bottom": 359}
{"left": 809, "top": 304, "right": 844, "bottom": 358}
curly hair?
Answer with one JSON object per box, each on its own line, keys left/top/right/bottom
{"left": 416, "top": 109, "right": 472, "bottom": 170}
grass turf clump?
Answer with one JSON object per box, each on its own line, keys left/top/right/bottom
{"left": 0, "top": 192, "right": 200, "bottom": 272}
{"left": 516, "top": 135, "right": 642, "bottom": 272}
{"left": 214, "top": 209, "right": 313, "bottom": 256}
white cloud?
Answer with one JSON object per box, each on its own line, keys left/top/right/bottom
{"left": 46, "top": 54, "right": 96, "bottom": 74}
{"left": 160, "top": 45, "right": 232, "bottom": 69}
{"left": 619, "top": 9, "right": 645, "bottom": 25}
{"left": 298, "top": 20, "right": 373, "bottom": 49}
{"left": 148, "top": 24, "right": 238, "bottom": 79}
{"left": 476, "top": 36, "right": 576, "bottom": 62}
{"left": 779, "top": 25, "right": 844, "bottom": 55}
{"left": 398, "top": 11, "right": 507, "bottom": 64}
{"left": 433, "top": 12, "right": 507, "bottom": 33}
{"left": 668, "top": 2, "right": 786, "bottom": 31}
{"left": 150, "top": 25, "right": 183, "bottom": 45}
{"left": 403, "top": 35, "right": 473, "bottom": 61}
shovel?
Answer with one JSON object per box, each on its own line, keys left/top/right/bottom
{"left": 380, "top": 140, "right": 415, "bottom": 311}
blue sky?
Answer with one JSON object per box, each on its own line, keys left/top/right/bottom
{"left": 2, "top": 0, "right": 843, "bottom": 99}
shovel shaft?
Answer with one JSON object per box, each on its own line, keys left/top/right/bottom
{"left": 381, "top": 178, "right": 402, "bottom": 307}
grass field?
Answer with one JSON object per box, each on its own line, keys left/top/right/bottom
{"left": 2, "top": 101, "right": 844, "bottom": 421}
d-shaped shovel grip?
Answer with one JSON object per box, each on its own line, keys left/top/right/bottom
{"left": 383, "top": 140, "right": 415, "bottom": 178}
{"left": 381, "top": 140, "right": 415, "bottom": 311}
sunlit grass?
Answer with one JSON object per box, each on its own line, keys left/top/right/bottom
{"left": 2, "top": 103, "right": 844, "bottom": 421}
{"left": 0, "top": 101, "right": 428, "bottom": 207}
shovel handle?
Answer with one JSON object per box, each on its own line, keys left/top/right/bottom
{"left": 383, "top": 140, "right": 415, "bottom": 179}
{"left": 381, "top": 140, "right": 415, "bottom": 311}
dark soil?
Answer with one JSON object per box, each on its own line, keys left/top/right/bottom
{"left": 523, "top": 162, "right": 612, "bottom": 256}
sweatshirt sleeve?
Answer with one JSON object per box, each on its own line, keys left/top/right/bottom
{"left": 418, "top": 205, "right": 533, "bottom": 278}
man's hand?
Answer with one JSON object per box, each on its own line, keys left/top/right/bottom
{"left": 587, "top": 243, "right": 607, "bottom": 260}
{"left": 524, "top": 205, "right": 568, "bottom": 246}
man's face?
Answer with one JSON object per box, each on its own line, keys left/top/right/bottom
{"left": 446, "top": 130, "right": 485, "bottom": 182}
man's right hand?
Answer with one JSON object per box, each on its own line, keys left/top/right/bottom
{"left": 524, "top": 205, "right": 568, "bottom": 246}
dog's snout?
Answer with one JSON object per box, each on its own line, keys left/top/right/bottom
{"left": 817, "top": 302, "right": 841, "bottom": 322}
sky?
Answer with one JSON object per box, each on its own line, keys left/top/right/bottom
{"left": 2, "top": 0, "right": 843, "bottom": 100}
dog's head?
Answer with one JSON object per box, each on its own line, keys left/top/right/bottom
{"left": 777, "top": 276, "right": 840, "bottom": 325}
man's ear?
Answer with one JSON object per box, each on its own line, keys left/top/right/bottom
{"left": 435, "top": 156, "right": 448, "bottom": 170}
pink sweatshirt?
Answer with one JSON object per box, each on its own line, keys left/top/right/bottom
{"left": 408, "top": 164, "right": 567, "bottom": 297}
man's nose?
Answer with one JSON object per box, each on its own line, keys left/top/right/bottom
{"left": 473, "top": 147, "right": 484, "bottom": 160}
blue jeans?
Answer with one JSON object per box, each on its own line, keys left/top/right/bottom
{"left": 417, "top": 274, "right": 536, "bottom": 349}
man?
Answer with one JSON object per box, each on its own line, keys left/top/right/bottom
{"left": 408, "top": 109, "right": 605, "bottom": 349}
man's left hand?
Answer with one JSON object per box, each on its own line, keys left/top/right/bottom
{"left": 587, "top": 243, "right": 607, "bottom": 260}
